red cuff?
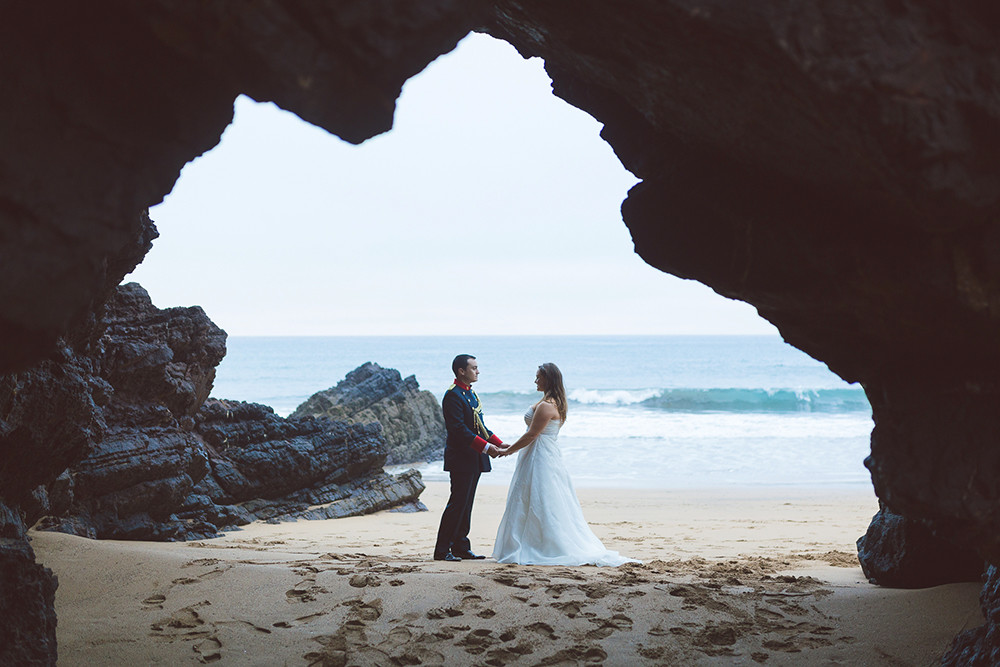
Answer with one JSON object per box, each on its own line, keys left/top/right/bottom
{"left": 487, "top": 434, "right": 503, "bottom": 446}
{"left": 471, "top": 436, "right": 489, "bottom": 454}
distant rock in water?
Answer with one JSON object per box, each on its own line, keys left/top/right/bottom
{"left": 26, "top": 283, "right": 423, "bottom": 541}
{"left": 291, "top": 362, "right": 446, "bottom": 465}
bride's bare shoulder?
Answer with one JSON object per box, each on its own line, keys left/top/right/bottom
{"left": 535, "top": 400, "right": 559, "bottom": 417}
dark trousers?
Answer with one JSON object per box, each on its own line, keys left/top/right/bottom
{"left": 434, "top": 470, "right": 481, "bottom": 557}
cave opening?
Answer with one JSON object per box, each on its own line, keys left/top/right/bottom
{"left": 5, "top": 7, "right": 996, "bottom": 663}
{"left": 126, "top": 32, "right": 772, "bottom": 339}
{"left": 122, "top": 32, "right": 869, "bottom": 489}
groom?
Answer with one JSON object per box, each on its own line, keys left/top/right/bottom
{"left": 433, "top": 354, "right": 506, "bottom": 561}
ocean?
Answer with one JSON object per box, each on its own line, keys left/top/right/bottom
{"left": 211, "top": 336, "right": 874, "bottom": 489}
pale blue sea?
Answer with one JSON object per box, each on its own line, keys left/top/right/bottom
{"left": 211, "top": 336, "right": 874, "bottom": 489}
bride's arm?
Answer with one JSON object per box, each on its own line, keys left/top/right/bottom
{"left": 502, "top": 402, "right": 558, "bottom": 456}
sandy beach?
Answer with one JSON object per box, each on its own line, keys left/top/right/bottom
{"left": 31, "top": 481, "right": 983, "bottom": 666}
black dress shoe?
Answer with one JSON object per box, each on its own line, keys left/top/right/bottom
{"left": 452, "top": 550, "right": 486, "bottom": 560}
{"left": 434, "top": 553, "right": 462, "bottom": 562}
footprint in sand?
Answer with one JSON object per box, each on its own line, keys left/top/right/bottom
{"left": 459, "top": 594, "right": 483, "bottom": 609}
{"left": 457, "top": 628, "right": 501, "bottom": 656}
{"left": 426, "top": 606, "right": 464, "bottom": 619}
{"left": 692, "top": 622, "right": 740, "bottom": 655}
{"left": 647, "top": 624, "right": 671, "bottom": 637}
{"left": 527, "top": 621, "right": 559, "bottom": 640}
{"left": 484, "top": 641, "right": 535, "bottom": 666}
{"left": 306, "top": 599, "right": 414, "bottom": 667}
{"left": 755, "top": 606, "right": 786, "bottom": 622}
{"left": 551, "top": 600, "right": 583, "bottom": 618}
{"left": 303, "top": 633, "right": 349, "bottom": 666}
{"left": 670, "top": 584, "right": 734, "bottom": 613}
{"left": 762, "top": 634, "right": 835, "bottom": 652}
{"left": 150, "top": 601, "right": 220, "bottom": 658}
{"left": 378, "top": 625, "right": 413, "bottom": 649}
{"left": 286, "top": 568, "right": 329, "bottom": 603}
{"left": 585, "top": 613, "right": 633, "bottom": 640}
{"left": 285, "top": 585, "right": 327, "bottom": 603}
{"left": 545, "top": 582, "right": 575, "bottom": 598}
{"left": 142, "top": 592, "right": 167, "bottom": 609}
{"left": 488, "top": 572, "right": 532, "bottom": 589}
{"left": 638, "top": 645, "right": 677, "bottom": 661}
{"left": 349, "top": 573, "right": 381, "bottom": 588}
{"left": 342, "top": 598, "right": 383, "bottom": 622}
{"left": 291, "top": 563, "right": 320, "bottom": 577}
{"left": 578, "top": 582, "right": 612, "bottom": 600}
{"left": 379, "top": 626, "right": 449, "bottom": 665}
{"left": 193, "top": 637, "right": 222, "bottom": 664}
{"left": 151, "top": 605, "right": 207, "bottom": 634}
{"left": 272, "top": 611, "right": 327, "bottom": 629}
{"left": 537, "top": 645, "right": 607, "bottom": 666}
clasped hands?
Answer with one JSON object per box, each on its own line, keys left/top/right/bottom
{"left": 487, "top": 443, "right": 513, "bottom": 458}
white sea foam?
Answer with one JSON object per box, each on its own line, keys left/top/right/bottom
{"left": 487, "top": 408, "right": 873, "bottom": 442}
{"left": 568, "top": 388, "right": 662, "bottom": 405}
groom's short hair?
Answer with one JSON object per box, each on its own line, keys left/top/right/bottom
{"left": 452, "top": 354, "right": 476, "bottom": 376}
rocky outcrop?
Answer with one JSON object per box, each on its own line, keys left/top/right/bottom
{"left": 0, "top": 2, "right": 490, "bottom": 375}
{"left": 857, "top": 503, "right": 985, "bottom": 588}
{"left": 291, "top": 362, "right": 446, "bottom": 465}
{"left": 28, "top": 285, "right": 423, "bottom": 542}
{"left": 24, "top": 281, "right": 225, "bottom": 538}
{"left": 0, "top": 507, "right": 57, "bottom": 666}
{"left": 943, "top": 565, "right": 1000, "bottom": 666}
{"left": 0, "top": 212, "right": 156, "bottom": 665}
{"left": 3, "top": 2, "right": 1000, "bottom": 663}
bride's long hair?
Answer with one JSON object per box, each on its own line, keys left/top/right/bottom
{"left": 538, "top": 362, "right": 568, "bottom": 423}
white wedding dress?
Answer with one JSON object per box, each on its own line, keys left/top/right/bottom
{"left": 492, "top": 404, "right": 639, "bottom": 566}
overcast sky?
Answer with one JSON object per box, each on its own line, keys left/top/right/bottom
{"left": 127, "top": 33, "right": 777, "bottom": 337}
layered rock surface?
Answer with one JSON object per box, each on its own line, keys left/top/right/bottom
{"left": 27, "top": 284, "right": 423, "bottom": 542}
{"left": 292, "top": 362, "right": 446, "bottom": 465}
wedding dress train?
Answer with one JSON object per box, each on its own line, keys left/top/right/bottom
{"left": 492, "top": 405, "right": 639, "bottom": 566}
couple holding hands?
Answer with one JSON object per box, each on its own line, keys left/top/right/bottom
{"left": 433, "top": 354, "right": 637, "bottom": 567}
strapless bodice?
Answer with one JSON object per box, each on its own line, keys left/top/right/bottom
{"left": 525, "top": 404, "right": 562, "bottom": 435}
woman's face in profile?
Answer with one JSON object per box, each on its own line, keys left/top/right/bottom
{"left": 535, "top": 370, "right": 546, "bottom": 392}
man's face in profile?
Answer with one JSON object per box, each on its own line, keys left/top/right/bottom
{"left": 458, "top": 359, "right": 480, "bottom": 384}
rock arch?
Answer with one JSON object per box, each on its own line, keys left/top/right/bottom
{"left": 2, "top": 2, "right": 1000, "bottom": 662}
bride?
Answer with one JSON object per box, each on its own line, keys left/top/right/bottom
{"left": 492, "top": 363, "right": 639, "bottom": 566}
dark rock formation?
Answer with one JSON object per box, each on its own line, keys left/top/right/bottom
{"left": 25, "top": 281, "right": 225, "bottom": 538}
{"left": 189, "top": 399, "right": 424, "bottom": 529}
{"left": 28, "top": 285, "right": 423, "bottom": 542}
{"left": 0, "top": 507, "right": 57, "bottom": 666}
{"left": 0, "top": 213, "right": 156, "bottom": 665}
{"left": 2, "top": 1, "right": 1000, "bottom": 663}
{"left": 857, "top": 502, "right": 985, "bottom": 588}
{"left": 0, "top": 1, "right": 490, "bottom": 375}
{"left": 291, "top": 362, "right": 446, "bottom": 465}
{"left": 943, "top": 565, "right": 1000, "bottom": 666}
